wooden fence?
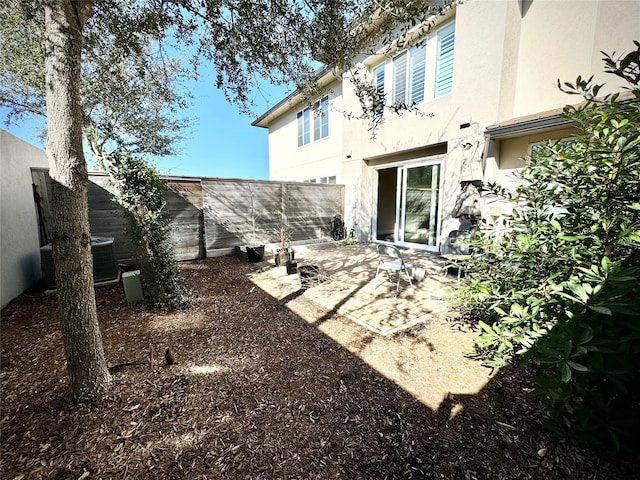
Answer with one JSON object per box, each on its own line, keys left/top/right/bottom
{"left": 202, "top": 179, "right": 344, "bottom": 254}
{"left": 31, "top": 169, "right": 344, "bottom": 265}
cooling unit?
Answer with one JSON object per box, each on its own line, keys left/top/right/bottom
{"left": 40, "top": 236, "right": 119, "bottom": 289}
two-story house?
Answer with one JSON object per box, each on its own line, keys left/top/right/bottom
{"left": 252, "top": 0, "right": 639, "bottom": 252}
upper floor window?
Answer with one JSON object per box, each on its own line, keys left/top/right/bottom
{"left": 373, "top": 64, "right": 385, "bottom": 117}
{"left": 392, "top": 45, "right": 427, "bottom": 106}
{"left": 297, "top": 96, "right": 329, "bottom": 147}
{"left": 320, "top": 175, "right": 336, "bottom": 184}
{"left": 434, "top": 22, "right": 455, "bottom": 97}
{"left": 373, "top": 21, "right": 455, "bottom": 112}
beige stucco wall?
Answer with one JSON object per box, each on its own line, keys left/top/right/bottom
{"left": 339, "top": 1, "right": 513, "bottom": 244}
{"left": 483, "top": 126, "right": 581, "bottom": 223}
{"left": 512, "top": 0, "right": 639, "bottom": 117}
{"left": 268, "top": 81, "right": 344, "bottom": 183}
{"left": 343, "top": 0, "right": 639, "bottom": 161}
{"left": 262, "top": 0, "right": 639, "bottom": 249}
{"left": 0, "top": 130, "right": 49, "bottom": 308}
{"left": 592, "top": 1, "right": 640, "bottom": 76}
{"left": 340, "top": 1, "right": 521, "bottom": 159}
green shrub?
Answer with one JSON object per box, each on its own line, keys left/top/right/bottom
{"left": 107, "top": 153, "right": 193, "bottom": 309}
{"left": 457, "top": 43, "right": 640, "bottom": 453}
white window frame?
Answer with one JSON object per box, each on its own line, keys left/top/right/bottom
{"left": 303, "top": 175, "right": 337, "bottom": 184}
{"left": 529, "top": 137, "right": 577, "bottom": 156}
{"left": 297, "top": 96, "right": 329, "bottom": 147}
{"left": 372, "top": 158, "right": 444, "bottom": 252}
{"left": 319, "top": 175, "right": 337, "bottom": 184}
{"left": 391, "top": 44, "right": 427, "bottom": 106}
{"left": 373, "top": 64, "right": 385, "bottom": 118}
{"left": 434, "top": 21, "right": 455, "bottom": 98}
{"left": 372, "top": 20, "right": 455, "bottom": 113}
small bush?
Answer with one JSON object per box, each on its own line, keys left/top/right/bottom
{"left": 457, "top": 43, "right": 640, "bottom": 453}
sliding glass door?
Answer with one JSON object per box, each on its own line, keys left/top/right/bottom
{"left": 375, "top": 162, "right": 441, "bottom": 249}
{"left": 401, "top": 163, "right": 440, "bottom": 246}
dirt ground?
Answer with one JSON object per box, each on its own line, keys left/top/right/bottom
{"left": 1, "top": 256, "right": 637, "bottom": 479}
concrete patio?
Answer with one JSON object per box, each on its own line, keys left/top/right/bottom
{"left": 248, "top": 242, "right": 489, "bottom": 410}
{"left": 250, "top": 242, "right": 461, "bottom": 335}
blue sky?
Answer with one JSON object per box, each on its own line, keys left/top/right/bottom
{"left": 2, "top": 73, "right": 291, "bottom": 181}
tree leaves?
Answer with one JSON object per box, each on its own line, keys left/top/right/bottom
{"left": 457, "top": 42, "right": 640, "bottom": 453}
{"left": 2, "top": 0, "right": 457, "bottom": 145}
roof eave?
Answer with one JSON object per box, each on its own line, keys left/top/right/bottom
{"left": 484, "top": 113, "right": 571, "bottom": 139}
{"left": 251, "top": 66, "right": 337, "bottom": 128}
{"left": 485, "top": 94, "right": 636, "bottom": 139}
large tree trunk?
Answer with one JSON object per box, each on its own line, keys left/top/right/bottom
{"left": 44, "top": 0, "right": 112, "bottom": 401}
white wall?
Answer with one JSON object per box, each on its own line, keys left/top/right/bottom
{"left": 0, "top": 130, "right": 49, "bottom": 308}
{"left": 268, "top": 81, "right": 344, "bottom": 182}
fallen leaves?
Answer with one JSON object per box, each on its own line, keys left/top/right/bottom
{"left": 1, "top": 256, "right": 636, "bottom": 479}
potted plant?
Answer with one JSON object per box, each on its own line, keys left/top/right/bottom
{"left": 246, "top": 186, "right": 265, "bottom": 262}
{"left": 274, "top": 224, "right": 294, "bottom": 266}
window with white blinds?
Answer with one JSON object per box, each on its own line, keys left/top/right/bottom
{"left": 373, "top": 20, "right": 455, "bottom": 111}
{"left": 409, "top": 45, "right": 426, "bottom": 104}
{"left": 374, "top": 64, "right": 385, "bottom": 117}
{"left": 392, "top": 51, "right": 408, "bottom": 105}
{"left": 297, "top": 96, "right": 329, "bottom": 147}
{"left": 434, "top": 22, "right": 455, "bottom": 97}
{"left": 392, "top": 46, "right": 427, "bottom": 106}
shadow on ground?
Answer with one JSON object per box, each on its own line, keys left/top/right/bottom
{"left": 1, "top": 255, "right": 636, "bottom": 479}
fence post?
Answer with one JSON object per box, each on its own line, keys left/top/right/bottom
{"left": 281, "top": 183, "right": 287, "bottom": 228}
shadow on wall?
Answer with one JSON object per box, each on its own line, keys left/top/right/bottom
{"left": 30, "top": 170, "right": 345, "bottom": 264}
{"left": 31, "top": 170, "right": 205, "bottom": 266}
{"left": 202, "top": 179, "right": 344, "bottom": 254}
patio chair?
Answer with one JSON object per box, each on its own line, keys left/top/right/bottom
{"left": 442, "top": 230, "right": 471, "bottom": 283}
{"left": 375, "top": 244, "right": 413, "bottom": 297}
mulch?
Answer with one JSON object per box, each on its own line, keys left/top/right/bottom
{"left": 1, "top": 256, "right": 637, "bottom": 479}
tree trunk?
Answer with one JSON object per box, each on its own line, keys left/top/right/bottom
{"left": 44, "top": 0, "right": 112, "bottom": 401}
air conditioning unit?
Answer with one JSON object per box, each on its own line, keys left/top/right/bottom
{"left": 40, "top": 236, "right": 119, "bottom": 289}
